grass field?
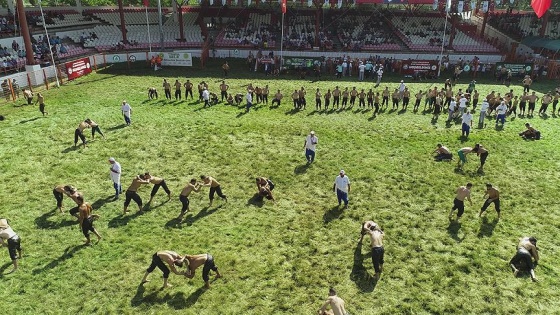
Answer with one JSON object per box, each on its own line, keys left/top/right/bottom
{"left": 0, "top": 58, "right": 559, "bottom": 314}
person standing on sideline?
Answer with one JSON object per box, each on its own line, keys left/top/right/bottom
{"left": 200, "top": 175, "right": 228, "bottom": 206}
{"left": 527, "top": 92, "right": 539, "bottom": 116}
{"left": 85, "top": 119, "right": 104, "bottom": 140}
{"left": 222, "top": 61, "right": 230, "bottom": 77}
{"left": 246, "top": 90, "right": 253, "bottom": 112}
{"left": 121, "top": 100, "right": 132, "bottom": 126}
{"left": 449, "top": 183, "right": 472, "bottom": 221}
{"left": 472, "top": 143, "right": 489, "bottom": 172}
{"left": 456, "top": 147, "right": 473, "bottom": 169}
{"left": 173, "top": 79, "right": 182, "bottom": 100}
{"left": 374, "top": 66, "right": 383, "bottom": 88}
{"left": 304, "top": 131, "right": 318, "bottom": 164}
{"left": 219, "top": 80, "right": 229, "bottom": 102}
{"left": 0, "top": 219, "right": 22, "bottom": 273}
{"left": 183, "top": 253, "right": 223, "bottom": 289}
{"left": 479, "top": 183, "right": 500, "bottom": 219}
{"left": 162, "top": 79, "right": 171, "bottom": 100}
{"left": 77, "top": 195, "right": 101, "bottom": 245}
{"left": 141, "top": 250, "right": 188, "bottom": 289}
{"left": 74, "top": 120, "right": 89, "bottom": 148}
{"left": 522, "top": 75, "right": 532, "bottom": 93}
{"left": 144, "top": 173, "right": 171, "bottom": 205}
{"left": 433, "top": 143, "right": 452, "bottom": 161}
{"left": 365, "top": 222, "right": 385, "bottom": 279}
{"left": 318, "top": 287, "right": 347, "bottom": 315}
{"left": 510, "top": 236, "right": 539, "bottom": 282}
{"left": 315, "top": 88, "right": 322, "bottom": 110}
{"left": 184, "top": 80, "right": 194, "bottom": 100}
{"left": 123, "top": 174, "right": 151, "bottom": 214}
{"left": 333, "top": 170, "right": 351, "bottom": 209}
{"left": 35, "top": 92, "right": 48, "bottom": 116}
{"left": 461, "top": 110, "right": 473, "bottom": 138}
{"left": 178, "top": 178, "right": 201, "bottom": 221}
{"left": 109, "top": 157, "right": 122, "bottom": 200}
{"left": 271, "top": 90, "right": 283, "bottom": 107}
{"left": 202, "top": 87, "right": 210, "bottom": 107}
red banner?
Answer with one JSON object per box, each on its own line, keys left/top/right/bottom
{"left": 281, "top": 0, "right": 287, "bottom": 13}
{"left": 143, "top": 0, "right": 150, "bottom": 7}
{"left": 401, "top": 60, "right": 439, "bottom": 75}
{"left": 65, "top": 57, "right": 92, "bottom": 81}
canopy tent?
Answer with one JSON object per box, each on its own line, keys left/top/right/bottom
{"left": 522, "top": 36, "right": 560, "bottom": 51}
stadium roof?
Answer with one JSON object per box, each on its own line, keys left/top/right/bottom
{"left": 521, "top": 36, "right": 560, "bottom": 51}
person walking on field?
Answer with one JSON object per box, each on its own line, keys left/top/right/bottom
{"left": 200, "top": 175, "right": 228, "bottom": 206}
{"left": 0, "top": 219, "right": 22, "bottom": 273}
{"left": 304, "top": 130, "right": 318, "bottom": 164}
{"left": 318, "top": 287, "right": 347, "bottom": 315}
{"left": 333, "top": 170, "right": 351, "bottom": 209}
{"left": 365, "top": 222, "right": 385, "bottom": 279}
{"left": 479, "top": 183, "right": 501, "bottom": 219}
{"left": 123, "top": 174, "right": 151, "bottom": 214}
{"left": 141, "top": 250, "right": 188, "bottom": 289}
{"left": 35, "top": 92, "right": 48, "bottom": 116}
{"left": 144, "top": 173, "right": 171, "bottom": 206}
{"left": 121, "top": 100, "right": 132, "bottom": 126}
{"left": 183, "top": 253, "right": 223, "bottom": 289}
{"left": 109, "top": 157, "right": 122, "bottom": 200}
{"left": 449, "top": 183, "right": 473, "bottom": 221}
{"left": 178, "top": 178, "right": 202, "bottom": 221}
{"left": 510, "top": 236, "right": 539, "bottom": 282}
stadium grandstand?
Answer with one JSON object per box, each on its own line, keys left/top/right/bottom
{"left": 0, "top": 0, "right": 559, "bottom": 85}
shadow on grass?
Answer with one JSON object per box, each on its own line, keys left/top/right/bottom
{"left": 477, "top": 216, "right": 499, "bottom": 238}
{"left": 246, "top": 193, "right": 264, "bottom": 208}
{"left": 61, "top": 146, "right": 80, "bottom": 154}
{"left": 236, "top": 110, "right": 249, "bottom": 118}
{"left": 18, "top": 117, "right": 40, "bottom": 124}
{"left": 33, "top": 244, "right": 86, "bottom": 274}
{"left": 367, "top": 114, "right": 377, "bottom": 121}
{"left": 165, "top": 205, "right": 222, "bottom": 228}
{"left": 350, "top": 241, "right": 377, "bottom": 293}
{"left": 323, "top": 206, "right": 344, "bottom": 224}
{"left": 34, "top": 209, "right": 76, "bottom": 229}
{"left": 106, "top": 124, "right": 127, "bottom": 131}
{"left": 91, "top": 196, "right": 115, "bottom": 211}
{"left": 108, "top": 211, "right": 146, "bottom": 228}
{"left": 294, "top": 163, "right": 310, "bottom": 174}
{"left": 131, "top": 284, "right": 206, "bottom": 309}
{"left": 447, "top": 220, "right": 464, "bottom": 242}
{"left": 146, "top": 198, "right": 171, "bottom": 211}
{"left": 284, "top": 108, "right": 300, "bottom": 115}
{"left": 0, "top": 262, "right": 14, "bottom": 276}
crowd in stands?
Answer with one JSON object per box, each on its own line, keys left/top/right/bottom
{"left": 333, "top": 12, "right": 397, "bottom": 51}
{"left": 487, "top": 12, "right": 538, "bottom": 40}
{"left": 284, "top": 15, "right": 320, "bottom": 50}
{"left": 221, "top": 14, "right": 278, "bottom": 48}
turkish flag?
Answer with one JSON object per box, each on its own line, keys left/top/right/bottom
{"left": 531, "top": 0, "right": 551, "bottom": 18}
{"left": 143, "top": 0, "right": 149, "bottom": 6}
{"left": 281, "top": 0, "right": 287, "bottom": 13}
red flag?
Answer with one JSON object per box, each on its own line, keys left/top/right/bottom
{"left": 143, "top": 0, "right": 149, "bottom": 7}
{"left": 531, "top": 0, "right": 551, "bottom": 18}
{"left": 281, "top": 0, "right": 287, "bottom": 13}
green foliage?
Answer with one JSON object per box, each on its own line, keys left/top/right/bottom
{"left": 0, "top": 59, "right": 559, "bottom": 314}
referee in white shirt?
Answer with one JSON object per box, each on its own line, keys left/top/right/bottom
{"left": 303, "top": 131, "right": 318, "bottom": 164}
{"left": 333, "top": 170, "right": 351, "bottom": 209}
{"left": 461, "top": 110, "right": 473, "bottom": 138}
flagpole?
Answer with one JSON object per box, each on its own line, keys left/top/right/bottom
{"left": 145, "top": 4, "right": 152, "bottom": 53}
{"left": 437, "top": 7, "right": 450, "bottom": 78}
{"left": 280, "top": 12, "right": 285, "bottom": 69}
{"left": 38, "top": 0, "right": 60, "bottom": 87}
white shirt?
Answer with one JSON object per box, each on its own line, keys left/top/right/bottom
{"left": 449, "top": 101, "right": 456, "bottom": 111}
{"left": 110, "top": 161, "right": 121, "bottom": 184}
{"left": 202, "top": 90, "right": 210, "bottom": 101}
{"left": 246, "top": 92, "right": 252, "bottom": 103}
{"left": 0, "top": 226, "right": 16, "bottom": 240}
{"left": 480, "top": 101, "right": 489, "bottom": 112}
{"left": 305, "top": 135, "right": 318, "bottom": 151}
{"left": 399, "top": 83, "right": 406, "bottom": 92}
{"left": 334, "top": 175, "right": 350, "bottom": 193}
{"left": 459, "top": 97, "right": 468, "bottom": 108}
{"left": 121, "top": 103, "right": 131, "bottom": 117}
{"left": 462, "top": 113, "right": 473, "bottom": 125}
{"left": 377, "top": 69, "right": 383, "bottom": 77}
{"left": 496, "top": 103, "right": 508, "bottom": 115}
{"left": 359, "top": 64, "right": 365, "bottom": 72}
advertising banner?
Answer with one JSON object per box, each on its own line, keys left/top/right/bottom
{"left": 495, "top": 62, "right": 534, "bottom": 76}
{"left": 159, "top": 51, "right": 193, "bottom": 67}
{"left": 401, "top": 60, "right": 439, "bottom": 75}
{"left": 284, "top": 57, "right": 321, "bottom": 69}
{"left": 65, "top": 57, "right": 92, "bottom": 80}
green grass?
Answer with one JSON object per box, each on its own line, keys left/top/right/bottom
{"left": 0, "top": 59, "right": 559, "bottom": 314}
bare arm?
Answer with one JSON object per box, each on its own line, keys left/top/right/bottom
{"left": 318, "top": 298, "right": 331, "bottom": 314}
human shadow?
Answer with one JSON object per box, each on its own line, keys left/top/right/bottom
{"left": 307, "top": 110, "right": 319, "bottom": 116}
{"left": 495, "top": 124, "right": 505, "bottom": 131}
{"left": 323, "top": 206, "right": 344, "bottom": 224}
{"left": 246, "top": 193, "right": 264, "bottom": 208}
{"left": 477, "top": 216, "right": 499, "bottom": 238}
{"left": 350, "top": 240, "right": 377, "bottom": 292}
{"left": 180, "top": 287, "right": 206, "bottom": 308}
{"left": 106, "top": 124, "right": 127, "bottom": 131}
{"left": 91, "top": 196, "right": 115, "bottom": 211}
{"left": 108, "top": 211, "right": 146, "bottom": 228}
{"left": 146, "top": 198, "right": 170, "bottom": 210}
{"left": 294, "top": 163, "right": 310, "bottom": 174}
{"left": 367, "top": 114, "right": 377, "bottom": 121}
{"left": 398, "top": 108, "right": 407, "bottom": 115}
{"left": 431, "top": 116, "right": 439, "bottom": 125}
{"left": 447, "top": 220, "right": 464, "bottom": 242}
{"left": 33, "top": 244, "right": 86, "bottom": 274}
{"left": 182, "top": 205, "right": 221, "bottom": 226}
{"left": 34, "top": 209, "right": 76, "bottom": 229}
{"left": 0, "top": 262, "right": 14, "bottom": 276}
{"left": 61, "top": 146, "right": 80, "bottom": 154}
{"left": 458, "top": 135, "right": 469, "bottom": 143}
{"left": 18, "top": 117, "right": 40, "bottom": 124}
{"left": 236, "top": 110, "right": 249, "bottom": 118}
{"left": 284, "top": 108, "right": 300, "bottom": 115}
